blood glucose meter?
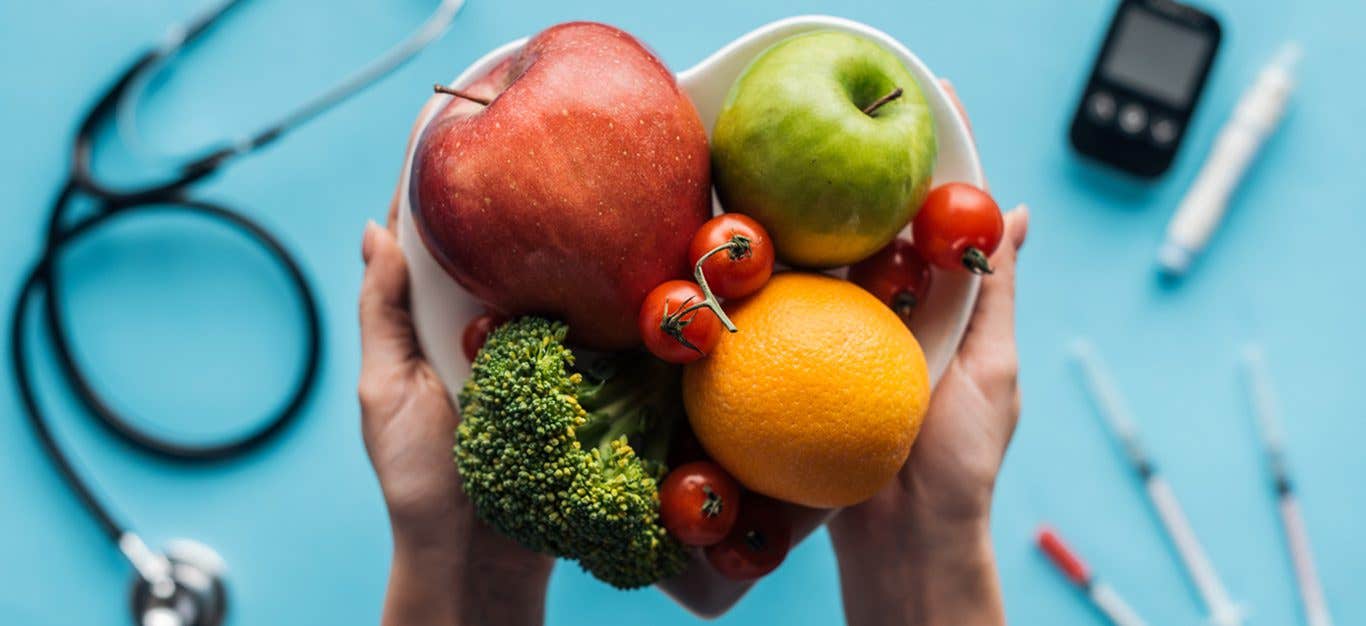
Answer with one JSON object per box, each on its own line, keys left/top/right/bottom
{"left": 1070, "top": 0, "right": 1222, "bottom": 177}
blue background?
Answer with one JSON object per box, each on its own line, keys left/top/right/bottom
{"left": 2, "top": 1, "right": 1362, "bottom": 624}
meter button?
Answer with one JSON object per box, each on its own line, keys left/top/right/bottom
{"left": 1118, "top": 104, "right": 1148, "bottom": 135}
{"left": 1087, "top": 91, "right": 1117, "bottom": 122}
{"left": 1151, "top": 118, "right": 1180, "bottom": 146}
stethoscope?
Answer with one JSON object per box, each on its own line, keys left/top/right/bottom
{"left": 9, "top": 1, "right": 464, "bottom": 624}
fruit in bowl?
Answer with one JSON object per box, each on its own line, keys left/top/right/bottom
{"left": 683, "top": 273, "right": 931, "bottom": 508}
{"left": 710, "top": 30, "right": 938, "bottom": 269}
{"left": 395, "top": 14, "right": 989, "bottom": 618}
{"left": 410, "top": 22, "right": 712, "bottom": 350}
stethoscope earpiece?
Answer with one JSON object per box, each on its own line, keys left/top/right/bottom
{"left": 130, "top": 540, "right": 227, "bottom": 626}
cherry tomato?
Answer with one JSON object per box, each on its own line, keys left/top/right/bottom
{"left": 688, "top": 214, "right": 775, "bottom": 300}
{"left": 912, "top": 183, "right": 1004, "bottom": 274}
{"left": 462, "top": 312, "right": 506, "bottom": 361}
{"left": 638, "top": 280, "right": 722, "bottom": 364}
{"left": 660, "top": 461, "right": 742, "bottom": 547}
{"left": 847, "top": 237, "right": 932, "bottom": 323}
{"left": 704, "top": 494, "right": 792, "bottom": 580}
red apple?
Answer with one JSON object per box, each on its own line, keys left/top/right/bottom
{"left": 411, "top": 22, "right": 711, "bottom": 350}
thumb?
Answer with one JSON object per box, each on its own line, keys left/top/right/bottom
{"left": 959, "top": 205, "right": 1028, "bottom": 363}
{"left": 359, "top": 221, "right": 418, "bottom": 374}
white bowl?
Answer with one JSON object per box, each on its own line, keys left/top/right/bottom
{"left": 396, "top": 14, "right": 984, "bottom": 617}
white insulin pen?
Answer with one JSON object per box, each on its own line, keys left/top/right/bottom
{"left": 1242, "top": 346, "right": 1334, "bottom": 626}
{"left": 1070, "top": 340, "right": 1244, "bottom": 626}
{"left": 1157, "top": 43, "right": 1301, "bottom": 276}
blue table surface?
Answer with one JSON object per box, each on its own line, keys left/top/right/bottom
{"left": 3, "top": 1, "right": 1363, "bottom": 624}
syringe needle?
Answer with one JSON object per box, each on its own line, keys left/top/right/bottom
{"left": 1069, "top": 339, "right": 1150, "bottom": 474}
{"left": 1241, "top": 346, "right": 1333, "bottom": 626}
{"left": 1242, "top": 346, "right": 1285, "bottom": 455}
{"left": 1069, "top": 340, "right": 1243, "bottom": 626}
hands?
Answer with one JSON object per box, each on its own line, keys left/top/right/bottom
{"left": 357, "top": 107, "right": 551, "bottom": 626}
{"left": 828, "top": 81, "right": 1028, "bottom": 626}
{"left": 358, "top": 79, "right": 1023, "bottom": 626}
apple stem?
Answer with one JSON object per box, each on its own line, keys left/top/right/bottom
{"left": 433, "top": 84, "right": 491, "bottom": 106}
{"left": 861, "top": 87, "right": 904, "bottom": 116}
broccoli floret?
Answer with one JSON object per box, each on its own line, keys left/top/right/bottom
{"left": 455, "top": 317, "right": 687, "bottom": 589}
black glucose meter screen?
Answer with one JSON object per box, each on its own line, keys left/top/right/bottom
{"left": 1101, "top": 7, "right": 1212, "bottom": 108}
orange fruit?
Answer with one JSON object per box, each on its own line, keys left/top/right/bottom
{"left": 682, "top": 272, "right": 930, "bottom": 508}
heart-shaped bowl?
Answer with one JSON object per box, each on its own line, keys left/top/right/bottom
{"left": 396, "top": 14, "right": 984, "bottom": 617}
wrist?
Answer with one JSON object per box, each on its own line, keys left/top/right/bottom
{"left": 387, "top": 516, "right": 553, "bottom": 626}
{"left": 385, "top": 537, "right": 463, "bottom": 626}
{"left": 388, "top": 501, "right": 466, "bottom": 556}
{"left": 834, "top": 510, "right": 1002, "bottom": 626}
{"left": 904, "top": 504, "right": 992, "bottom": 560}
{"left": 903, "top": 522, "right": 1003, "bottom": 626}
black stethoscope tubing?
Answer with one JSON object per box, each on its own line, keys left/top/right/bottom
{"left": 9, "top": 1, "right": 323, "bottom": 544}
{"left": 11, "top": 187, "right": 323, "bottom": 541}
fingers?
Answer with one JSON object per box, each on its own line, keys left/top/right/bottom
{"left": 939, "top": 78, "right": 994, "bottom": 195}
{"left": 939, "top": 79, "right": 975, "bottom": 142}
{"left": 959, "top": 205, "right": 1029, "bottom": 366}
{"left": 386, "top": 187, "right": 400, "bottom": 234}
{"left": 1003, "top": 205, "right": 1027, "bottom": 250}
{"left": 363, "top": 96, "right": 444, "bottom": 411}
{"left": 360, "top": 221, "right": 419, "bottom": 378}
{"left": 944, "top": 74, "right": 1018, "bottom": 354}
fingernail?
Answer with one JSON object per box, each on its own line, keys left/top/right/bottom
{"left": 362, "top": 220, "right": 379, "bottom": 264}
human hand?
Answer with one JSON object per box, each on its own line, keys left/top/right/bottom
{"left": 827, "top": 80, "right": 1028, "bottom": 626}
{"left": 357, "top": 105, "right": 552, "bottom": 626}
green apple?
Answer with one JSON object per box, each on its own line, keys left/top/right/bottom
{"left": 711, "top": 31, "right": 937, "bottom": 268}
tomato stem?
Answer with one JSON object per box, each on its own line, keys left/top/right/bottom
{"left": 700, "top": 485, "right": 723, "bottom": 519}
{"left": 691, "top": 239, "right": 743, "bottom": 333}
{"left": 961, "top": 247, "right": 994, "bottom": 275}
{"left": 659, "top": 295, "right": 707, "bottom": 354}
{"left": 891, "top": 290, "right": 918, "bottom": 321}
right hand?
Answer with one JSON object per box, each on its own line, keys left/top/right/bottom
{"left": 358, "top": 102, "right": 552, "bottom": 626}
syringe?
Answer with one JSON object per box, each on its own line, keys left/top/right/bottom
{"left": 1158, "top": 43, "right": 1301, "bottom": 276}
{"left": 1241, "top": 346, "right": 1333, "bottom": 626}
{"left": 1070, "top": 340, "right": 1244, "bottom": 626}
{"left": 1038, "top": 525, "right": 1148, "bottom": 626}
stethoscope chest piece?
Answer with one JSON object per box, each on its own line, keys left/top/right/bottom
{"left": 130, "top": 540, "right": 227, "bottom": 626}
